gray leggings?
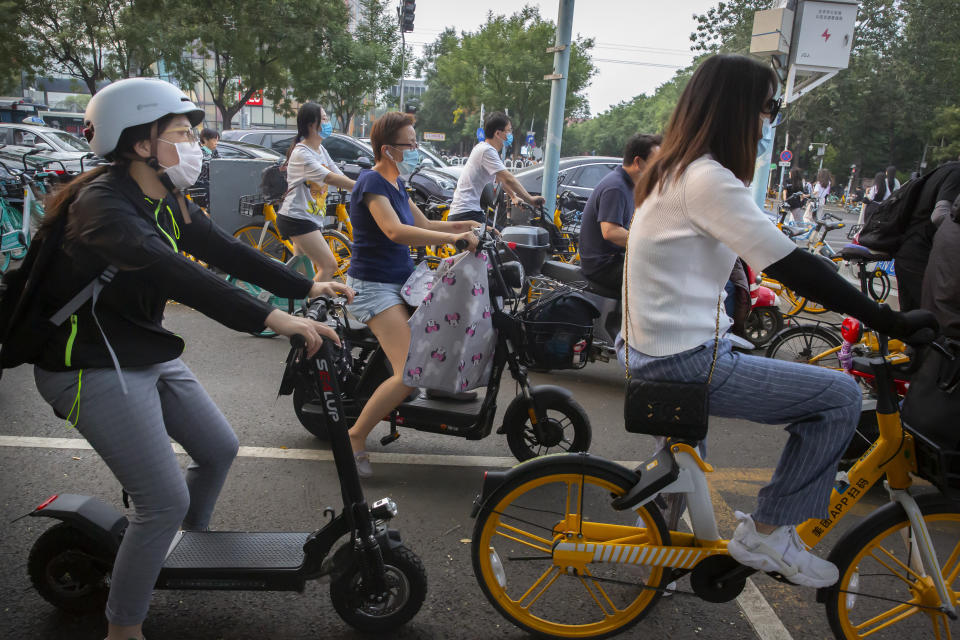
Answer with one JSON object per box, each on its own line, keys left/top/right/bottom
{"left": 34, "top": 359, "right": 239, "bottom": 626}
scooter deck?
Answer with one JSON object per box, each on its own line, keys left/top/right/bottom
{"left": 164, "top": 531, "right": 308, "bottom": 569}
{"left": 157, "top": 532, "right": 311, "bottom": 591}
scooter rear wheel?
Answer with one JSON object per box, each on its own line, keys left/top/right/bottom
{"left": 28, "top": 523, "right": 112, "bottom": 614}
{"left": 330, "top": 543, "right": 427, "bottom": 632}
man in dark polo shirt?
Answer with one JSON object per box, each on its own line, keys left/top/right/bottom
{"left": 578, "top": 133, "right": 661, "bottom": 294}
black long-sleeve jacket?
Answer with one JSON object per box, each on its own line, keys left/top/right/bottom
{"left": 34, "top": 167, "right": 312, "bottom": 371}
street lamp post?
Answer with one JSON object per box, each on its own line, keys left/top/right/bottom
{"left": 809, "top": 142, "right": 828, "bottom": 171}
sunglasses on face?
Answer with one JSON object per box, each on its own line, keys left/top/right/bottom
{"left": 764, "top": 97, "right": 783, "bottom": 123}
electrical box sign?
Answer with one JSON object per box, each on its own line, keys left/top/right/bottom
{"left": 791, "top": 0, "right": 858, "bottom": 70}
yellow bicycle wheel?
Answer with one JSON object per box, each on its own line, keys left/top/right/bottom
{"left": 472, "top": 457, "right": 670, "bottom": 639}
{"left": 824, "top": 493, "right": 960, "bottom": 639}
{"left": 233, "top": 224, "right": 291, "bottom": 262}
{"left": 323, "top": 229, "right": 352, "bottom": 280}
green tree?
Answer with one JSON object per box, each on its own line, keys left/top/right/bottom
{"left": 287, "top": 0, "right": 400, "bottom": 133}
{"left": 930, "top": 106, "right": 960, "bottom": 164}
{"left": 13, "top": 0, "right": 161, "bottom": 95}
{"left": 160, "top": 0, "right": 346, "bottom": 129}
{"left": 416, "top": 7, "right": 595, "bottom": 157}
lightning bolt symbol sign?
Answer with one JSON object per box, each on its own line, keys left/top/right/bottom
{"left": 822, "top": 29, "right": 831, "bottom": 42}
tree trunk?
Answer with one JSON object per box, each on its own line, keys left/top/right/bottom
{"left": 218, "top": 102, "right": 241, "bottom": 130}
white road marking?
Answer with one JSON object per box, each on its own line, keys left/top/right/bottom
{"left": 4, "top": 434, "right": 796, "bottom": 637}
{"left": 681, "top": 512, "right": 794, "bottom": 640}
{"left": 0, "top": 435, "right": 654, "bottom": 469}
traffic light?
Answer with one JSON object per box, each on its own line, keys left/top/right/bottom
{"left": 401, "top": 0, "right": 415, "bottom": 32}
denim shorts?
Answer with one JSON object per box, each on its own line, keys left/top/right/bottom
{"left": 345, "top": 276, "right": 405, "bottom": 322}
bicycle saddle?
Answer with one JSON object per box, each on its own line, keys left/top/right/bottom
{"left": 838, "top": 244, "right": 891, "bottom": 263}
{"left": 779, "top": 225, "right": 807, "bottom": 238}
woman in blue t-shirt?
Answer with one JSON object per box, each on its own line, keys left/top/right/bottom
{"left": 346, "top": 112, "right": 479, "bottom": 477}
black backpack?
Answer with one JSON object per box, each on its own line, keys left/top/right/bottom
{"left": 0, "top": 213, "right": 115, "bottom": 379}
{"left": 0, "top": 216, "right": 67, "bottom": 377}
{"left": 259, "top": 161, "right": 288, "bottom": 201}
{"left": 858, "top": 162, "right": 960, "bottom": 253}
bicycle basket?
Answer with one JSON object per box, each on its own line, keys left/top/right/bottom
{"left": 239, "top": 194, "right": 269, "bottom": 217}
{"left": 906, "top": 426, "right": 960, "bottom": 503}
{"left": 519, "top": 291, "right": 598, "bottom": 370}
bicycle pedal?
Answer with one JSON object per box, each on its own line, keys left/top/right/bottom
{"left": 379, "top": 432, "right": 400, "bottom": 446}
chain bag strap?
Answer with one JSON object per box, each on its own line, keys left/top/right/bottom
{"left": 622, "top": 210, "right": 722, "bottom": 439}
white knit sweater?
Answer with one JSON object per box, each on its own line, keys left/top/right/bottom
{"left": 623, "top": 155, "right": 796, "bottom": 356}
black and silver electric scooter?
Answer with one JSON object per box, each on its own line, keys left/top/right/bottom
{"left": 284, "top": 232, "right": 593, "bottom": 462}
{"left": 20, "top": 300, "right": 427, "bottom": 633}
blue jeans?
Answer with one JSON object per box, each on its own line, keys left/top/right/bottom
{"left": 618, "top": 337, "right": 860, "bottom": 526}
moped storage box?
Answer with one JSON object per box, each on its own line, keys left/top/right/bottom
{"left": 501, "top": 225, "right": 549, "bottom": 274}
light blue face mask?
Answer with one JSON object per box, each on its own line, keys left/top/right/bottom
{"left": 505, "top": 132, "right": 514, "bottom": 146}
{"left": 757, "top": 117, "right": 774, "bottom": 159}
{"left": 394, "top": 148, "right": 421, "bottom": 178}
{"left": 320, "top": 121, "right": 333, "bottom": 138}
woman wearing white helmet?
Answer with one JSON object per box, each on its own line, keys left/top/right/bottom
{"left": 27, "top": 78, "right": 351, "bottom": 640}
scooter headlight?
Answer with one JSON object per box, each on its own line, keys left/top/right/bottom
{"left": 371, "top": 497, "right": 398, "bottom": 520}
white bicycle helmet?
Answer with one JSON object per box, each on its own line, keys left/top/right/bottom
{"left": 84, "top": 78, "right": 204, "bottom": 158}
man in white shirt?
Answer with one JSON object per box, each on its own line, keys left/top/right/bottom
{"left": 449, "top": 112, "right": 545, "bottom": 224}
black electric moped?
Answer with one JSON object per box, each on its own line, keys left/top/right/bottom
{"left": 21, "top": 300, "right": 427, "bottom": 633}
{"left": 284, "top": 232, "right": 594, "bottom": 462}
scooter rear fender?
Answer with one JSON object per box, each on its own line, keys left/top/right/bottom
{"left": 26, "top": 494, "right": 127, "bottom": 552}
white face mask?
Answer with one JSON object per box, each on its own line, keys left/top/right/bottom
{"left": 159, "top": 140, "right": 204, "bottom": 189}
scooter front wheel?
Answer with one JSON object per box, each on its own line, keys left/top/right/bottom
{"left": 505, "top": 392, "right": 591, "bottom": 461}
{"left": 28, "top": 523, "right": 112, "bottom": 614}
{"left": 330, "top": 543, "right": 427, "bottom": 632}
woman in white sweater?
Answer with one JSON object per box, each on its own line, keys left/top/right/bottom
{"left": 622, "top": 54, "right": 936, "bottom": 587}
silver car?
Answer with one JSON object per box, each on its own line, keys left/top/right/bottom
{"left": 0, "top": 123, "right": 101, "bottom": 172}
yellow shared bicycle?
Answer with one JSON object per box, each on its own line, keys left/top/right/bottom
{"left": 232, "top": 191, "right": 352, "bottom": 280}
{"left": 470, "top": 337, "right": 959, "bottom": 639}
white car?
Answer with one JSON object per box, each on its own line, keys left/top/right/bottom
{"left": 0, "top": 123, "right": 102, "bottom": 172}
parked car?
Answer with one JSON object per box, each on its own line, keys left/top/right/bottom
{"left": 220, "top": 128, "right": 299, "bottom": 154}
{"left": 0, "top": 123, "right": 103, "bottom": 172}
{"left": 0, "top": 146, "right": 90, "bottom": 177}
{"left": 513, "top": 156, "right": 621, "bottom": 200}
{"left": 214, "top": 140, "right": 284, "bottom": 160}
{"left": 220, "top": 129, "right": 455, "bottom": 204}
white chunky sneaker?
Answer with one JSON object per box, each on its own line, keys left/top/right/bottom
{"left": 727, "top": 511, "right": 839, "bottom": 588}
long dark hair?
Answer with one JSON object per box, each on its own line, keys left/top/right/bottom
{"left": 885, "top": 165, "right": 897, "bottom": 193}
{"left": 286, "top": 101, "right": 325, "bottom": 160}
{"left": 635, "top": 54, "right": 778, "bottom": 208}
{"left": 817, "top": 168, "right": 832, "bottom": 190}
{"left": 789, "top": 168, "right": 803, "bottom": 190}
{"left": 41, "top": 114, "right": 179, "bottom": 237}
{"left": 872, "top": 171, "right": 887, "bottom": 201}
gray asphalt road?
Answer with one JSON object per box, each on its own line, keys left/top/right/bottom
{"left": 0, "top": 299, "right": 892, "bottom": 640}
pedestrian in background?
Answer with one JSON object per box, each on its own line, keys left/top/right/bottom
{"left": 199, "top": 128, "right": 220, "bottom": 158}
{"left": 782, "top": 167, "right": 806, "bottom": 222}
{"left": 867, "top": 170, "right": 889, "bottom": 202}
{"left": 886, "top": 165, "right": 901, "bottom": 194}
{"left": 803, "top": 168, "right": 832, "bottom": 223}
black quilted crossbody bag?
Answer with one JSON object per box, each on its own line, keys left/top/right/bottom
{"left": 622, "top": 226, "right": 721, "bottom": 440}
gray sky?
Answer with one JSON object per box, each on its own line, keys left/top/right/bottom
{"left": 406, "top": 0, "right": 717, "bottom": 115}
